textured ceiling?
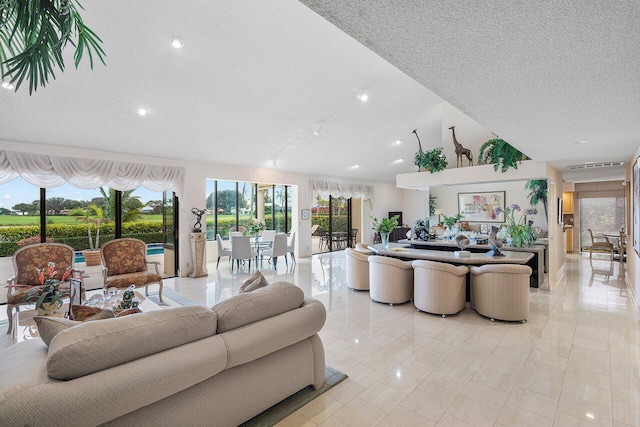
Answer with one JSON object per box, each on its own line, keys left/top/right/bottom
{"left": 1, "top": 1, "right": 636, "bottom": 184}
{"left": 300, "top": 0, "right": 640, "bottom": 181}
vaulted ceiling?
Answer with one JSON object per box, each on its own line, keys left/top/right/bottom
{"left": 1, "top": 1, "right": 637, "bottom": 183}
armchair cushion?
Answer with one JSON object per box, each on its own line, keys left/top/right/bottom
{"left": 13, "top": 243, "right": 74, "bottom": 286}
{"left": 101, "top": 239, "right": 148, "bottom": 276}
{"left": 105, "top": 271, "right": 163, "bottom": 289}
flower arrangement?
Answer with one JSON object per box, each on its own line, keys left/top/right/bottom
{"left": 371, "top": 215, "right": 399, "bottom": 234}
{"left": 23, "top": 262, "right": 72, "bottom": 314}
{"left": 247, "top": 218, "right": 265, "bottom": 234}
{"left": 495, "top": 204, "right": 537, "bottom": 247}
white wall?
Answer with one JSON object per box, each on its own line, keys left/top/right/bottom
{"left": 626, "top": 148, "right": 640, "bottom": 318}
{"left": 401, "top": 189, "right": 429, "bottom": 229}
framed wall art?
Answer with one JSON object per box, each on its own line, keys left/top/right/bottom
{"left": 458, "top": 191, "right": 505, "bottom": 223}
{"left": 634, "top": 158, "right": 640, "bottom": 255}
{"left": 301, "top": 209, "right": 310, "bottom": 220}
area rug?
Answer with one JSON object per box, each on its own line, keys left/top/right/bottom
{"left": 240, "top": 366, "right": 348, "bottom": 427}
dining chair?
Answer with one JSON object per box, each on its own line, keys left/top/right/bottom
{"left": 350, "top": 228, "right": 358, "bottom": 247}
{"left": 617, "top": 230, "right": 627, "bottom": 261}
{"left": 287, "top": 231, "right": 296, "bottom": 263}
{"left": 261, "top": 230, "right": 276, "bottom": 243}
{"left": 230, "top": 236, "right": 258, "bottom": 273}
{"left": 216, "top": 234, "right": 232, "bottom": 269}
{"left": 229, "top": 231, "right": 243, "bottom": 238}
{"left": 587, "top": 229, "right": 614, "bottom": 259}
{"left": 262, "top": 233, "right": 288, "bottom": 269}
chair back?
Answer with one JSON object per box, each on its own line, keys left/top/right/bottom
{"left": 229, "top": 231, "right": 243, "bottom": 238}
{"left": 101, "top": 238, "right": 147, "bottom": 277}
{"left": 216, "top": 234, "right": 226, "bottom": 252}
{"left": 310, "top": 224, "right": 319, "bottom": 235}
{"left": 272, "top": 233, "right": 288, "bottom": 257}
{"left": 231, "top": 236, "right": 253, "bottom": 259}
{"left": 287, "top": 232, "right": 296, "bottom": 251}
{"left": 261, "top": 230, "right": 276, "bottom": 242}
{"left": 588, "top": 229, "right": 596, "bottom": 244}
{"left": 13, "top": 243, "right": 75, "bottom": 286}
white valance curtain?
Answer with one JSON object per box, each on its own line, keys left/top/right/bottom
{"left": 310, "top": 179, "right": 373, "bottom": 202}
{"left": 0, "top": 150, "right": 183, "bottom": 191}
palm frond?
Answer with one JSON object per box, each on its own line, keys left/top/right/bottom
{"left": 0, "top": 0, "right": 105, "bottom": 93}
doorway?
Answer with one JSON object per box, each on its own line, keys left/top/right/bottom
{"left": 312, "top": 195, "right": 355, "bottom": 254}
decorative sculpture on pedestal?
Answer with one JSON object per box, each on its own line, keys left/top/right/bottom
{"left": 488, "top": 226, "right": 504, "bottom": 257}
{"left": 191, "top": 208, "right": 206, "bottom": 233}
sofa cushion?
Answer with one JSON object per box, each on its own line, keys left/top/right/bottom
{"left": 212, "top": 281, "right": 304, "bottom": 333}
{"left": 47, "top": 305, "right": 217, "bottom": 380}
{"left": 34, "top": 310, "right": 116, "bottom": 346}
{"left": 239, "top": 270, "right": 269, "bottom": 293}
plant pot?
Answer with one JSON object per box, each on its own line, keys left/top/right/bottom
{"left": 380, "top": 232, "right": 390, "bottom": 249}
{"left": 82, "top": 250, "right": 102, "bottom": 266}
{"left": 37, "top": 300, "right": 63, "bottom": 316}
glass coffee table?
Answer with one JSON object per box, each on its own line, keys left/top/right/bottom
{"left": 12, "top": 290, "right": 162, "bottom": 345}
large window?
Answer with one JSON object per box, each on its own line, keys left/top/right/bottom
{"left": 206, "top": 179, "right": 293, "bottom": 240}
{"left": 579, "top": 196, "right": 625, "bottom": 249}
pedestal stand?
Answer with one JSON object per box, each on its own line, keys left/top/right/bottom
{"left": 189, "top": 232, "right": 208, "bottom": 278}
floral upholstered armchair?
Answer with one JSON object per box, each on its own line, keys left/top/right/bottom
{"left": 100, "top": 238, "right": 163, "bottom": 302}
{"left": 6, "top": 243, "right": 84, "bottom": 334}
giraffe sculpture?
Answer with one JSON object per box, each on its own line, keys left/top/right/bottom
{"left": 449, "top": 125, "right": 473, "bottom": 167}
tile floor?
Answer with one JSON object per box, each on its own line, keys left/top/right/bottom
{"left": 2, "top": 252, "right": 639, "bottom": 426}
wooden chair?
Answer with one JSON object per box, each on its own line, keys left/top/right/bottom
{"left": 6, "top": 243, "right": 84, "bottom": 334}
{"left": 101, "top": 238, "right": 163, "bottom": 301}
{"left": 587, "top": 229, "right": 614, "bottom": 259}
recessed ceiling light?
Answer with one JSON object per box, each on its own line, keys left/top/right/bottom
{"left": 352, "top": 164, "right": 360, "bottom": 169}
{"left": 356, "top": 92, "right": 368, "bottom": 102}
{"left": 1, "top": 81, "right": 14, "bottom": 90}
{"left": 136, "top": 108, "right": 148, "bottom": 116}
{"left": 394, "top": 159, "right": 404, "bottom": 164}
{"left": 585, "top": 413, "right": 595, "bottom": 420}
{"left": 313, "top": 124, "right": 322, "bottom": 136}
{"left": 170, "top": 37, "right": 184, "bottom": 49}
{"left": 395, "top": 140, "right": 402, "bottom": 145}
{"left": 575, "top": 139, "right": 595, "bottom": 144}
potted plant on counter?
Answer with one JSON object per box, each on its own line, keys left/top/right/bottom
{"left": 371, "top": 215, "right": 399, "bottom": 248}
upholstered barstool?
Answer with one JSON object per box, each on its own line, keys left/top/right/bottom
{"left": 345, "top": 248, "right": 371, "bottom": 290}
{"left": 368, "top": 255, "right": 413, "bottom": 305}
{"left": 470, "top": 264, "right": 532, "bottom": 322}
{"left": 412, "top": 260, "right": 468, "bottom": 317}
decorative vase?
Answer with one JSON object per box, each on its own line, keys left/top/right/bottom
{"left": 82, "top": 249, "right": 101, "bottom": 266}
{"left": 380, "top": 231, "right": 390, "bottom": 248}
{"left": 37, "top": 300, "right": 63, "bottom": 316}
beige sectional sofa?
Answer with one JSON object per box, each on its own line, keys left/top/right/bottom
{"left": 0, "top": 282, "right": 326, "bottom": 427}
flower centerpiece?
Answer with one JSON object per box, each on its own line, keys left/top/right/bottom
{"left": 247, "top": 218, "right": 265, "bottom": 236}
{"left": 23, "top": 262, "right": 72, "bottom": 315}
{"left": 495, "top": 204, "right": 537, "bottom": 247}
{"left": 371, "top": 215, "right": 399, "bottom": 248}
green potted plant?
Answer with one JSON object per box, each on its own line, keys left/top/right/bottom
{"left": 414, "top": 147, "right": 448, "bottom": 173}
{"left": 525, "top": 180, "right": 548, "bottom": 222}
{"left": 23, "top": 262, "right": 72, "bottom": 315}
{"left": 76, "top": 204, "right": 109, "bottom": 266}
{"left": 478, "top": 139, "right": 529, "bottom": 172}
{"left": 497, "top": 204, "right": 538, "bottom": 247}
{"left": 441, "top": 213, "right": 463, "bottom": 228}
{"left": 371, "top": 215, "right": 399, "bottom": 248}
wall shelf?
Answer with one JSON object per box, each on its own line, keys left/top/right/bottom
{"left": 396, "top": 160, "right": 549, "bottom": 189}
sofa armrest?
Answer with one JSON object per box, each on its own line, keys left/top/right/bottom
{"left": 222, "top": 298, "right": 326, "bottom": 370}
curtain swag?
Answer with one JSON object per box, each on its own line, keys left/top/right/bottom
{"left": 0, "top": 150, "right": 183, "bottom": 192}
{"left": 310, "top": 179, "right": 373, "bottom": 202}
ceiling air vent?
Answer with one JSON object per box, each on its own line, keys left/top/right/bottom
{"left": 567, "top": 161, "right": 625, "bottom": 170}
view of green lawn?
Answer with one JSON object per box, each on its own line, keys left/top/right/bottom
{"left": 0, "top": 214, "right": 163, "bottom": 226}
